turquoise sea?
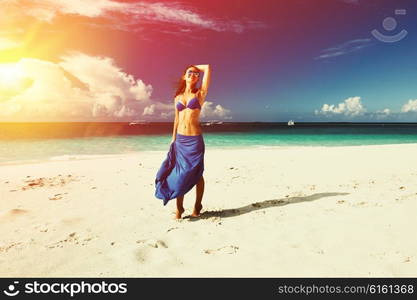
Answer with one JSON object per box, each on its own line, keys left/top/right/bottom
{"left": 1, "top": 122, "right": 417, "bottom": 164}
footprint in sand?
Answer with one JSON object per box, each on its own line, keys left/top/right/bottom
{"left": 166, "top": 227, "right": 179, "bottom": 233}
{"left": 20, "top": 175, "right": 79, "bottom": 191}
{"left": 0, "top": 209, "right": 28, "bottom": 222}
{"left": 136, "top": 239, "right": 168, "bottom": 249}
{"left": 10, "top": 209, "right": 28, "bottom": 215}
{"left": 49, "top": 193, "right": 66, "bottom": 200}
{"left": 135, "top": 239, "right": 169, "bottom": 263}
{"left": 46, "top": 232, "right": 96, "bottom": 249}
{"left": 204, "top": 245, "right": 239, "bottom": 255}
{"left": 0, "top": 242, "right": 22, "bottom": 253}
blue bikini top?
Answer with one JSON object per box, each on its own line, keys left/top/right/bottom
{"left": 176, "top": 96, "right": 201, "bottom": 111}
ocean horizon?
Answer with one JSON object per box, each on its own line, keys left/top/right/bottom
{"left": 1, "top": 122, "right": 417, "bottom": 164}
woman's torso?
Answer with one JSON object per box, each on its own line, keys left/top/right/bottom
{"left": 176, "top": 92, "right": 203, "bottom": 136}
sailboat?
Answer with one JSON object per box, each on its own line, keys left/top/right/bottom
{"left": 287, "top": 120, "right": 295, "bottom": 126}
{"left": 202, "top": 120, "right": 221, "bottom": 126}
{"left": 129, "top": 120, "right": 149, "bottom": 125}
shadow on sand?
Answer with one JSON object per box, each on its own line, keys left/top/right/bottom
{"left": 184, "top": 192, "right": 349, "bottom": 221}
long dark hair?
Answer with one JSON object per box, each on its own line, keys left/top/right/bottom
{"left": 173, "top": 65, "right": 200, "bottom": 98}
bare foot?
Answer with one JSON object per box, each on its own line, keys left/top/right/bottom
{"left": 174, "top": 207, "right": 185, "bottom": 219}
{"left": 191, "top": 204, "right": 203, "bottom": 217}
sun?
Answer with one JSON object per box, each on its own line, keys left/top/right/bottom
{"left": 0, "top": 63, "right": 25, "bottom": 88}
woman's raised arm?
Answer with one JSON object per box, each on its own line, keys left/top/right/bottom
{"left": 194, "top": 64, "right": 211, "bottom": 100}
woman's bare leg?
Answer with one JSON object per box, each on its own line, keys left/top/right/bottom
{"left": 175, "top": 195, "right": 184, "bottom": 219}
{"left": 192, "top": 176, "right": 204, "bottom": 217}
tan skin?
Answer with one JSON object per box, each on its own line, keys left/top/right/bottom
{"left": 172, "top": 64, "right": 211, "bottom": 219}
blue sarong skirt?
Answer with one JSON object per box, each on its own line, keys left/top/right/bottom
{"left": 155, "top": 133, "right": 205, "bottom": 205}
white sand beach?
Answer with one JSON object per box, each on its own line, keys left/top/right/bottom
{"left": 1, "top": 143, "right": 416, "bottom": 277}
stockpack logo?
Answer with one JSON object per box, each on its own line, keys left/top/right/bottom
{"left": 3, "top": 281, "right": 20, "bottom": 297}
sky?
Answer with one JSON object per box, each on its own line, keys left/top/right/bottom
{"left": 1, "top": 0, "right": 417, "bottom": 122}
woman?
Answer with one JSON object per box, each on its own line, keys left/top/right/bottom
{"left": 155, "top": 64, "right": 211, "bottom": 219}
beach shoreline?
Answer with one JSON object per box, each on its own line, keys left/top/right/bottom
{"left": 1, "top": 143, "right": 416, "bottom": 277}
{"left": 2, "top": 142, "right": 417, "bottom": 167}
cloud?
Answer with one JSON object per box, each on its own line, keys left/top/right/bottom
{"left": 5, "top": 0, "right": 266, "bottom": 33}
{"left": 400, "top": 99, "right": 417, "bottom": 113}
{"left": 370, "top": 108, "right": 391, "bottom": 120}
{"left": 315, "top": 38, "right": 373, "bottom": 60}
{"left": 201, "top": 101, "right": 232, "bottom": 120}
{"left": 315, "top": 96, "right": 366, "bottom": 116}
{"left": 376, "top": 108, "right": 391, "bottom": 115}
{"left": 0, "top": 51, "right": 229, "bottom": 121}
{"left": 142, "top": 104, "right": 155, "bottom": 116}
{"left": 3, "top": 0, "right": 124, "bottom": 22}
{"left": 142, "top": 101, "right": 176, "bottom": 119}
{"left": 0, "top": 52, "right": 154, "bottom": 121}
{"left": 0, "top": 36, "right": 21, "bottom": 51}
{"left": 160, "top": 111, "right": 173, "bottom": 119}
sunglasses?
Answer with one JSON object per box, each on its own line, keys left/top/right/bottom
{"left": 187, "top": 70, "right": 200, "bottom": 77}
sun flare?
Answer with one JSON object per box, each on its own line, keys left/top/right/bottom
{"left": 0, "top": 63, "right": 25, "bottom": 87}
